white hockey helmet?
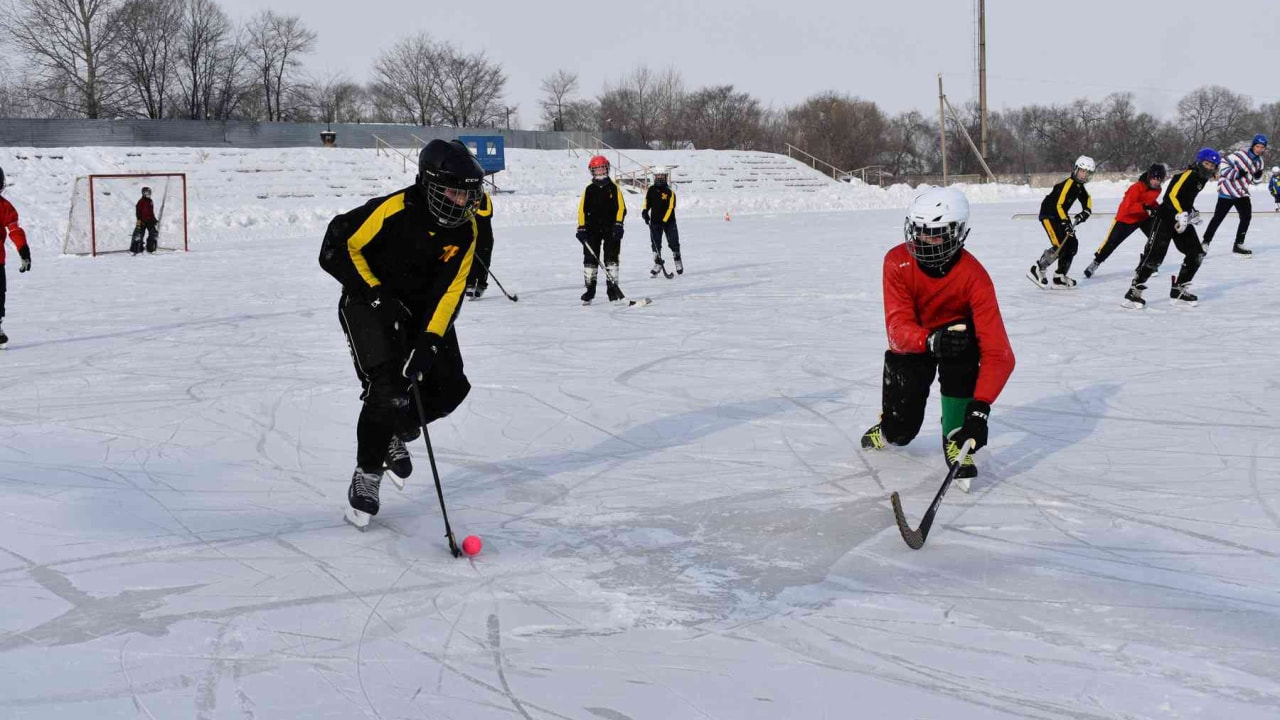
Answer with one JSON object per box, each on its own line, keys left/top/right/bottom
{"left": 1074, "top": 155, "right": 1096, "bottom": 181}
{"left": 904, "top": 186, "right": 970, "bottom": 271}
{"left": 651, "top": 165, "right": 669, "bottom": 181}
{"left": 1272, "top": 166, "right": 1279, "bottom": 174}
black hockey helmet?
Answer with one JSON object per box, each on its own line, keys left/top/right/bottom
{"left": 141, "top": 186, "right": 152, "bottom": 198}
{"left": 417, "top": 139, "right": 486, "bottom": 228}
{"left": 0, "top": 165, "right": 5, "bottom": 193}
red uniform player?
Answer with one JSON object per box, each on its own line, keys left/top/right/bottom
{"left": 1084, "top": 164, "right": 1167, "bottom": 279}
{"left": 861, "top": 187, "right": 1015, "bottom": 485}
{"left": 130, "top": 186, "right": 159, "bottom": 255}
{"left": 0, "top": 165, "right": 32, "bottom": 348}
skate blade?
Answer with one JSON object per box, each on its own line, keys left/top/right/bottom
{"left": 956, "top": 476, "right": 971, "bottom": 494}
{"left": 1026, "top": 272, "right": 1048, "bottom": 290}
{"left": 387, "top": 472, "right": 406, "bottom": 491}
{"left": 344, "top": 507, "right": 371, "bottom": 530}
{"left": 1121, "top": 300, "right": 1146, "bottom": 310}
{"left": 625, "top": 298, "right": 653, "bottom": 307}
{"left": 1169, "top": 298, "right": 1198, "bottom": 308}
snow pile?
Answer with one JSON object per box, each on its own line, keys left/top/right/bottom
{"left": 0, "top": 145, "right": 1246, "bottom": 257}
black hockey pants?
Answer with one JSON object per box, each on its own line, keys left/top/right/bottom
{"left": 877, "top": 348, "right": 979, "bottom": 446}
{"left": 1202, "top": 196, "right": 1252, "bottom": 247}
{"left": 1133, "top": 217, "right": 1203, "bottom": 286}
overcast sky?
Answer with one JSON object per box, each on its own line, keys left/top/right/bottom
{"left": 217, "top": 0, "right": 1278, "bottom": 128}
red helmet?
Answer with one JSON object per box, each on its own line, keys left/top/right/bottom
{"left": 588, "top": 155, "right": 610, "bottom": 178}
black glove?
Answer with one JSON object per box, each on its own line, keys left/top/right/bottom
{"left": 613, "top": 222, "right": 624, "bottom": 241}
{"left": 926, "top": 323, "right": 972, "bottom": 359}
{"left": 641, "top": 209, "right": 650, "bottom": 226}
{"left": 402, "top": 332, "right": 442, "bottom": 381}
{"left": 1144, "top": 204, "right": 1158, "bottom": 217}
{"left": 18, "top": 247, "right": 30, "bottom": 273}
{"left": 575, "top": 227, "right": 589, "bottom": 243}
{"left": 948, "top": 400, "right": 990, "bottom": 452}
{"left": 1073, "top": 211, "right": 1090, "bottom": 226}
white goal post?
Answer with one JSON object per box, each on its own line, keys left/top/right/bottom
{"left": 64, "top": 173, "right": 189, "bottom": 256}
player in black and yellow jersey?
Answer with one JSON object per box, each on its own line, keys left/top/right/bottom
{"left": 465, "top": 190, "right": 495, "bottom": 299}
{"left": 577, "top": 155, "right": 627, "bottom": 303}
{"left": 319, "top": 139, "right": 484, "bottom": 521}
{"left": 1122, "top": 148, "right": 1220, "bottom": 309}
{"left": 642, "top": 166, "right": 682, "bottom": 276}
{"left": 1028, "top": 155, "right": 1095, "bottom": 289}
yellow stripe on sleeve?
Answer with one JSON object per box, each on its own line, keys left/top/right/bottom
{"left": 1168, "top": 170, "right": 1191, "bottom": 214}
{"left": 426, "top": 226, "right": 476, "bottom": 336}
{"left": 1056, "top": 178, "right": 1074, "bottom": 220}
{"left": 347, "top": 193, "right": 406, "bottom": 287}
{"left": 663, "top": 191, "right": 675, "bottom": 223}
{"left": 614, "top": 181, "right": 626, "bottom": 222}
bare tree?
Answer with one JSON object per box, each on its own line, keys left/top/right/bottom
{"left": 680, "top": 85, "right": 762, "bottom": 150}
{"left": 206, "top": 24, "right": 250, "bottom": 119}
{"left": 431, "top": 43, "right": 506, "bottom": 128}
{"left": 786, "top": 92, "right": 887, "bottom": 171}
{"left": 113, "top": 0, "right": 182, "bottom": 118}
{"left": 244, "top": 10, "right": 315, "bottom": 121}
{"left": 1177, "top": 85, "right": 1253, "bottom": 149}
{"left": 370, "top": 32, "right": 439, "bottom": 125}
{"left": 174, "top": 0, "right": 233, "bottom": 119}
{"left": 539, "top": 68, "right": 577, "bottom": 130}
{"left": 561, "top": 98, "right": 599, "bottom": 132}
{"left": 3, "top": 0, "right": 127, "bottom": 117}
{"left": 308, "top": 70, "right": 364, "bottom": 123}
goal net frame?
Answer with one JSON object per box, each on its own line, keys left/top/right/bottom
{"left": 65, "top": 173, "right": 189, "bottom": 256}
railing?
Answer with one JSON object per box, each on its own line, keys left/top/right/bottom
{"left": 847, "top": 165, "right": 890, "bottom": 186}
{"left": 372, "top": 134, "right": 415, "bottom": 173}
{"left": 785, "top": 143, "right": 847, "bottom": 180}
{"left": 566, "top": 135, "right": 655, "bottom": 191}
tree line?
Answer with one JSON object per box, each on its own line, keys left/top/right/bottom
{"left": 3, "top": 0, "right": 1276, "bottom": 179}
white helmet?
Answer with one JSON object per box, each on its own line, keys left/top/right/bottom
{"left": 1273, "top": 166, "right": 1279, "bottom": 174}
{"left": 651, "top": 165, "right": 669, "bottom": 182}
{"left": 904, "top": 187, "right": 970, "bottom": 271}
{"left": 1074, "top": 155, "right": 1096, "bottom": 182}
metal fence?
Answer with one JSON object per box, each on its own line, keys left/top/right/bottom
{"left": 0, "top": 119, "right": 624, "bottom": 150}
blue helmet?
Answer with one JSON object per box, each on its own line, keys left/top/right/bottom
{"left": 1253, "top": 133, "right": 1268, "bottom": 148}
{"left": 1195, "top": 147, "right": 1221, "bottom": 166}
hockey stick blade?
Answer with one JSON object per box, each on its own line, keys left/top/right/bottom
{"left": 889, "top": 439, "right": 974, "bottom": 549}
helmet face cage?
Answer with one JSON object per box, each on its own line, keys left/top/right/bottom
{"left": 142, "top": 187, "right": 151, "bottom": 197}
{"left": 904, "top": 218, "right": 968, "bottom": 270}
{"left": 425, "top": 181, "right": 483, "bottom": 228}
{"left": 591, "top": 164, "right": 610, "bottom": 180}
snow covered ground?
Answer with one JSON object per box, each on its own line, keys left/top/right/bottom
{"left": 2, "top": 146, "right": 1280, "bottom": 718}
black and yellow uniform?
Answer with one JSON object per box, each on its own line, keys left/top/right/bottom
{"left": 1035, "top": 175, "right": 1093, "bottom": 275}
{"left": 1133, "top": 166, "right": 1207, "bottom": 287}
{"left": 576, "top": 178, "right": 627, "bottom": 301}
{"left": 319, "top": 184, "right": 475, "bottom": 471}
{"left": 642, "top": 181, "right": 681, "bottom": 261}
{"left": 466, "top": 191, "right": 494, "bottom": 297}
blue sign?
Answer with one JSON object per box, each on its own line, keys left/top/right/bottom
{"left": 458, "top": 135, "right": 505, "bottom": 174}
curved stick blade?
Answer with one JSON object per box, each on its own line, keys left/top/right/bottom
{"left": 890, "top": 492, "right": 925, "bottom": 549}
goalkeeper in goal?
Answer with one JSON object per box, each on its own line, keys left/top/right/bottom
{"left": 130, "top": 187, "right": 159, "bottom": 255}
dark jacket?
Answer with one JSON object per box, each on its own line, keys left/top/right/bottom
{"left": 319, "top": 185, "right": 476, "bottom": 337}
{"left": 577, "top": 179, "right": 626, "bottom": 235}
{"left": 1158, "top": 167, "right": 1208, "bottom": 222}
{"left": 474, "top": 191, "right": 494, "bottom": 249}
{"left": 643, "top": 183, "right": 676, "bottom": 224}
{"left": 1038, "top": 176, "right": 1092, "bottom": 221}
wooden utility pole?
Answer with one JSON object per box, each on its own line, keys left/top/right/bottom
{"left": 979, "top": 0, "right": 988, "bottom": 161}
{"left": 938, "top": 74, "right": 948, "bottom": 186}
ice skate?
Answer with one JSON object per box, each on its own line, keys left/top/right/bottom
{"left": 347, "top": 467, "right": 383, "bottom": 517}
{"left": 1051, "top": 272, "right": 1077, "bottom": 289}
{"left": 0, "top": 320, "right": 7, "bottom": 349}
{"left": 1122, "top": 282, "right": 1147, "bottom": 310}
{"left": 385, "top": 435, "right": 412, "bottom": 489}
{"left": 649, "top": 252, "right": 664, "bottom": 278}
{"left": 1169, "top": 277, "right": 1198, "bottom": 307}
{"left": 1027, "top": 263, "right": 1049, "bottom": 288}
{"left": 860, "top": 423, "right": 886, "bottom": 450}
{"left": 1232, "top": 242, "right": 1252, "bottom": 258}
{"left": 1082, "top": 260, "right": 1099, "bottom": 279}
{"left": 674, "top": 254, "right": 683, "bottom": 275}
{"left": 944, "top": 438, "right": 977, "bottom": 491}
{"left": 581, "top": 266, "right": 597, "bottom": 305}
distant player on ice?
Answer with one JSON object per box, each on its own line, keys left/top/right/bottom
{"left": 318, "top": 139, "right": 484, "bottom": 526}
{"left": 861, "top": 187, "right": 1016, "bottom": 487}
{"left": 0, "top": 166, "right": 32, "bottom": 349}
{"left": 576, "top": 155, "right": 627, "bottom": 304}
{"left": 1122, "top": 148, "right": 1220, "bottom": 309}
{"left": 1083, "top": 163, "right": 1166, "bottom": 279}
{"left": 1270, "top": 166, "right": 1280, "bottom": 211}
{"left": 130, "top": 186, "right": 159, "bottom": 255}
{"left": 1202, "top": 133, "right": 1266, "bottom": 257}
{"left": 642, "top": 166, "right": 682, "bottom": 277}
{"left": 1029, "top": 155, "right": 1094, "bottom": 288}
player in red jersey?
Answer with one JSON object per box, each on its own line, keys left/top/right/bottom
{"left": 861, "top": 187, "right": 1015, "bottom": 485}
{"left": 0, "top": 165, "right": 32, "bottom": 349}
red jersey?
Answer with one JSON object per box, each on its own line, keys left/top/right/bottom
{"left": 0, "top": 196, "right": 29, "bottom": 265}
{"left": 1115, "top": 180, "right": 1160, "bottom": 225}
{"left": 882, "top": 244, "right": 1015, "bottom": 404}
{"left": 137, "top": 197, "right": 156, "bottom": 223}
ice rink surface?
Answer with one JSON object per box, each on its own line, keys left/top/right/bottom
{"left": 2, "top": 202, "right": 1279, "bottom": 718}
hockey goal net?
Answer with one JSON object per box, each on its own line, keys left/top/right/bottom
{"left": 64, "top": 173, "right": 189, "bottom": 255}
